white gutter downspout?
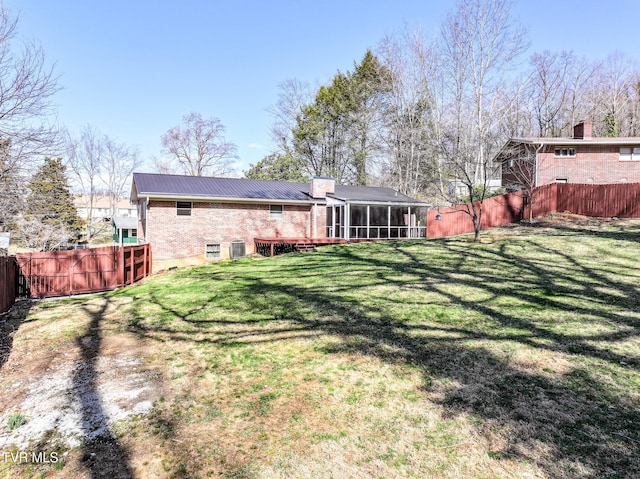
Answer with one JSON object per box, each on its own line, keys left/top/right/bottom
{"left": 312, "top": 202, "right": 317, "bottom": 239}
{"left": 145, "top": 196, "right": 150, "bottom": 244}
{"left": 345, "top": 202, "right": 351, "bottom": 241}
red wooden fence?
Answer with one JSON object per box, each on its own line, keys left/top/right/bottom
{"left": 428, "top": 183, "right": 640, "bottom": 239}
{"left": 0, "top": 256, "right": 17, "bottom": 314}
{"left": 555, "top": 183, "right": 640, "bottom": 218}
{"left": 14, "top": 244, "right": 151, "bottom": 299}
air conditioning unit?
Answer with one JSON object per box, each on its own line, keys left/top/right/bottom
{"left": 230, "top": 241, "right": 246, "bottom": 259}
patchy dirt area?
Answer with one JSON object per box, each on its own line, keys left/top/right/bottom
{"left": 0, "top": 297, "right": 162, "bottom": 452}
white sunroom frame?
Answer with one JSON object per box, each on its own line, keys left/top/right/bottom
{"left": 325, "top": 198, "right": 428, "bottom": 241}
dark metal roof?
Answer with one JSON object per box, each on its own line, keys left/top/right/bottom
{"left": 132, "top": 173, "right": 312, "bottom": 202}
{"left": 331, "top": 185, "right": 418, "bottom": 203}
{"left": 131, "top": 172, "right": 426, "bottom": 205}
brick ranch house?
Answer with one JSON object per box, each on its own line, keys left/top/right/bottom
{"left": 130, "top": 173, "right": 428, "bottom": 268}
{"left": 499, "top": 121, "right": 640, "bottom": 190}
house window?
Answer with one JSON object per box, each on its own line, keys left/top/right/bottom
{"left": 270, "top": 204, "right": 284, "bottom": 219}
{"left": 554, "top": 147, "right": 576, "bottom": 157}
{"left": 131, "top": 229, "right": 137, "bottom": 237}
{"left": 620, "top": 147, "right": 640, "bottom": 161}
{"left": 177, "top": 201, "right": 192, "bottom": 216}
{"left": 205, "top": 243, "right": 221, "bottom": 259}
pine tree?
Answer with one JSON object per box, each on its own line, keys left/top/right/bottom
{"left": 244, "top": 153, "right": 309, "bottom": 182}
{"left": 19, "top": 157, "right": 83, "bottom": 249}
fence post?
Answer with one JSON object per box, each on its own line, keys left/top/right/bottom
{"left": 143, "top": 244, "right": 148, "bottom": 279}
{"left": 129, "top": 246, "right": 134, "bottom": 284}
{"left": 118, "top": 246, "right": 125, "bottom": 286}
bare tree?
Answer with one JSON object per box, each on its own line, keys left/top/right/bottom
{"left": 497, "top": 141, "right": 540, "bottom": 221}
{"left": 377, "top": 30, "right": 442, "bottom": 197}
{"left": 0, "top": 5, "right": 61, "bottom": 179}
{"left": 627, "top": 74, "right": 640, "bottom": 136}
{"left": 0, "top": 5, "right": 60, "bottom": 236}
{"left": 526, "top": 51, "right": 576, "bottom": 136}
{"left": 66, "top": 125, "right": 142, "bottom": 238}
{"left": 0, "top": 140, "right": 26, "bottom": 232}
{"left": 589, "top": 53, "right": 639, "bottom": 136}
{"left": 437, "top": 0, "right": 528, "bottom": 241}
{"left": 267, "top": 79, "right": 313, "bottom": 157}
{"left": 161, "top": 112, "right": 238, "bottom": 177}
{"left": 13, "top": 215, "right": 71, "bottom": 251}
{"left": 66, "top": 125, "right": 103, "bottom": 237}
{"left": 102, "top": 136, "right": 142, "bottom": 216}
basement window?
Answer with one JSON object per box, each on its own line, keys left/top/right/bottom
{"left": 270, "top": 204, "right": 284, "bottom": 219}
{"left": 177, "top": 201, "right": 192, "bottom": 216}
{"left": 620, "top": 147, "right": 640, "bottom": 161}
{"left": 554, "top": 147, "right": 576, "bottom": 157}
{"left": 205, "top": 243, "right": 221, "bottom": 259}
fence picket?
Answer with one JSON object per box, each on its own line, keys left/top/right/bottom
{"left": 9, "top": 244, "right": 151, "bottom": 301}
{"left": 428, "top": 183, "right": 640, "bottom": 239}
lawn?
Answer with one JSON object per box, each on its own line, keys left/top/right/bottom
{"left": 1, "top": 217, "right": 639, "bottom": 478}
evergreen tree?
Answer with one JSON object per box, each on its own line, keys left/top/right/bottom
{"left": 349, "top": 50, "right": 390, "bottom": 185}
{"left": 244, "top": 153, "right": 309, "bottom": 182}
{"left": 19, "top": 157, "right": 83, "bottom": 249}
{"left": 604, "top": 112, "right": 619, "bottom": 137}
{"left": 292, "top": 51, "right": 388, "bottom": 185}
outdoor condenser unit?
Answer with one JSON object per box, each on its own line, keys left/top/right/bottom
{"left": 230, "top": 240, "right": 246, "bottom": 259}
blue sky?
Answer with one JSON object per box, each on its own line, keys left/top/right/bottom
{"left": 5, "top": 0, "right": 640, "bottom": 175}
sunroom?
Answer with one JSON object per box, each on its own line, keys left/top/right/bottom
{"left": 325, "top": 197, "right": 428, "bottom": 241}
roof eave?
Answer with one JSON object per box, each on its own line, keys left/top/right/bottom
{"left": 509, "top": 137, "right": 640, "bottom": 146}
{"left": 340, "top": 199, "right": 431, "bottom": 207}
{"left": 133, "top": 193, "right": 323, "bottom": 205}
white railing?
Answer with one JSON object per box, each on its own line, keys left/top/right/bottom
{"left": 327, "top": 226, "right": 426, "bottom": 240}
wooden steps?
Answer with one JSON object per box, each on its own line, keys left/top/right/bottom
{"left": 294, "top": 243, "right": 317, "bottom": 253}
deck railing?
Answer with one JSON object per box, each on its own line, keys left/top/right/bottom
{"left": 346, "top": 226, "right": 427, "bottom": 240}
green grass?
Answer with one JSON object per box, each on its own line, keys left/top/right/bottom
{"left": 4, "top": 218, "right": 640, "bottom": 478}
{"left": 6, "top": 412, "right": 27, "bottom": 431}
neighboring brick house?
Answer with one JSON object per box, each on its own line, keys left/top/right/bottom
{"left": 130, "top": 173, "right": 428, "bottom": 268}
{"left": 499, "top": 121, "right": 640, "bottom": 190}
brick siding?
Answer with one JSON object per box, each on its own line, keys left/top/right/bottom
{"left": 503, "top": 144, "right": 640, "bottom": 187}
{"left": 538, "top": 145, "right": 640, "bottom": 185}
{"left": 142, "top": 200, "right": 326, "bottom": 266}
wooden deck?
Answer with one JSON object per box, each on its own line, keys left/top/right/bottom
{"left": 254, "top": 237, "right": 367, "bottom": 257}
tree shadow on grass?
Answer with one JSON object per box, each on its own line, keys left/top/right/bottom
{"left": 0, "top": 300, "right": 32, "bottom": 372}
{"left": 72, "top": 298, "right": 134, "bottom": 479}
{"left": 126, "top": 232, "right": 640, "bottom": 478}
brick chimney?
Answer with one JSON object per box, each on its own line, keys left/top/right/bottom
{"left": 573, "top": 121, "right": 593, "bottom": 139}
{"left": 310, "top": 176, "right": 335, "bottom": 199}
